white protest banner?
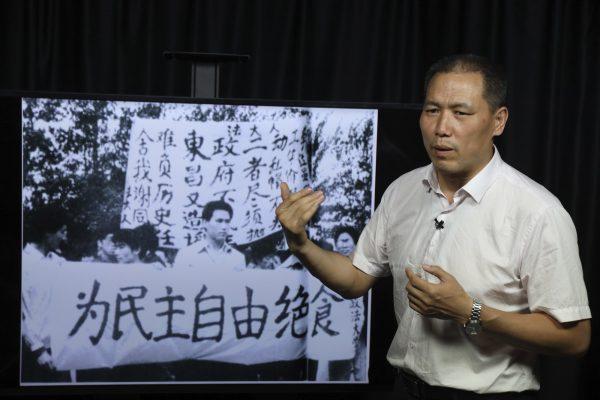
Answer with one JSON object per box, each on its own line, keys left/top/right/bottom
{"left": 306, "top": 275, "right": 365, "bottom": 361}
{"left": 44, "top": 263, "right": 307, "bottom": 370}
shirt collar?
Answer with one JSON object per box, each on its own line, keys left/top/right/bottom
{"left": 24, "top": 242, "right": 64, "bottom": 258}
{"left": 23, "top": 243, "right": 45, "bottom": 260}
{"left": 195, "top": 239, "right": 233, "bottom": 254}
{"left": 422, "top": 145, "right": 503, "bottom": 203}
{"left": 423, "top": 165, "right": 441, "bottom": 194}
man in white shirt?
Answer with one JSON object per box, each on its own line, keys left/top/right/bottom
{"left": 276, "top": 54, "right": 591, "bottom": 398}
{"left": 174, "top": 200, "right": 245, "bottom": 272}
{"left": 22, "top": 204, "right": 70, "bottom": 382}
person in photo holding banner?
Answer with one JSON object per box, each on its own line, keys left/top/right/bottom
{"left": 21, "top": 204, "right": 70, "bottom": 382}
{"left": 276, "top": 54, "right": 591, "bottom": 398}
{"left": 174, "top": 200, "right": 246, "bottom": 271}
{"left": 309, "top": 226, "right": 366, "bottom": 381}
{"left": 331, "top": 226, "right": 368, "bottom": 382}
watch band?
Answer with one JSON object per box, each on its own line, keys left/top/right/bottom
{"left": 464, "top": 298, "right": 483, "bottom": 335}
{"left": 470, "top": 298, "right": 482, "bottom": 321}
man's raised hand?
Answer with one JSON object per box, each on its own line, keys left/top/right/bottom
{"left": 276, "top": 182, "right": 324, "bottom": 252}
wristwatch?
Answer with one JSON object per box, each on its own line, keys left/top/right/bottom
{"left": 464, "top": 298, "right": 483, "bottom": 336}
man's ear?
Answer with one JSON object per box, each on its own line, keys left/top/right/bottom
{"left": 493, "top": 106, "right": 509, "bottom": 137}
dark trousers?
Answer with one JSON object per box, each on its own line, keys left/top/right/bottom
{"left": 20, "top": 338, "right": 70, "bottom": 383}
{"left": 77, "top": 359, "right": 306, "bottom": 382}
{"left": 395, "top": 370, "right": 538, "bottom": 400}
{"left": 307, "top": 358, "right": 354, "bottom": 381}
{"left": 163, "top": 358, "right": 306, "bottom": 382}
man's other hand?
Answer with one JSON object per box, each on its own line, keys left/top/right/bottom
{"left": 405, "top": 265, "right": 473, "bottom": 324}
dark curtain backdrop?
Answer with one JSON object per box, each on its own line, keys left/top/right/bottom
{"left": 1, "top": 1, "right": 599, "bottom": 399}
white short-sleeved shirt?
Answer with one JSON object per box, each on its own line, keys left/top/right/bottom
{"left": 173, "top": 240, "right": 246, "bottom": 272}
{"left": 352, "top": 148, "right": 591, "bottom": 393}
{"left": 21, "top": 244, "right": 65, "bottom": 351}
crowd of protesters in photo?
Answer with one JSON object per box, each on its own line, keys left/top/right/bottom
{"left": 24, "top": 200, "right": 359, "bottom": 272}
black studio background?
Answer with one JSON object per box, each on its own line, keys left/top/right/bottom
{"left": 1, "top": 1, "right": 599, "bottom": 399}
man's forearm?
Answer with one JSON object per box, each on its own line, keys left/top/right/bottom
{"left": 480, "top": 306, "right": 591, "bottom": 357}
{"left": 293, "top": 239, "right": 375, "bottom": 299}
{"left": 275, "top": 184, "right": 377, "bottom": 298}
{"left": 405, "top": 266, "right": 591, "bottom": 358}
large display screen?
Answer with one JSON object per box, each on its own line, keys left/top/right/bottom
{"left": 20, "top": 97, "right": 378, "bottom": 385}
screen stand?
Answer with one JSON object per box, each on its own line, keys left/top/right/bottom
{"left": 163, "top": 51, "right": 250, "bottom": 98}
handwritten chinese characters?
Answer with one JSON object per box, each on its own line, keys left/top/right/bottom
{"left": 122, "top": 119, "right": 309, "bottom": 248}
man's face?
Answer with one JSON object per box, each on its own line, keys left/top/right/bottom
{"left": 259, "top": 254, "right": 280, "bottom": 270}
{"left": 46, "top": 225, "right": 68, "bottom": 250}
{"left": 97, "top": 233, "right": 116, "bottom": 262}
{"left": 420, "top": 72, "right": 507, "bottom": 181}
{"left": 335, "top": 232, "right": 356, "bottom": 256}
{"left": 113, "top": 242, "right": 138, "bottom": 264}
{"left": 205, "top": 210, "right": 232, "bottom": 242}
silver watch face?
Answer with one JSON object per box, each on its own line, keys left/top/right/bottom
{"left": 465, "top": 320, "right": 482, "bottom": 335}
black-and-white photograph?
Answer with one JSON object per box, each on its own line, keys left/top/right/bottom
{"left": 21, "top": 97, "right": 377, "bottom": 384}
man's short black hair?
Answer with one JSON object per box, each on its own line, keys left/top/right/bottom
{"left": 332, "top": 226, "right": 358, "bottom": 244}
{"left": 24, "top": 203, "right": 69, "bottom": 244}
{"left": 95, "top": 215, "right": 121, "bottom": 241}
{"left": 112, "top": 229, "right": 141, "bottom": 251}
{"left": 111, "top": 224, "right": 160, "bottom": 262}
{"left": 202, "top": 200, "right": 233, "bottom": 221}
{"left": 424, "top": 54, "right": 507, "bottom": 111}
{"left": 132, "top": 223, "right": 159, "bottom": 258}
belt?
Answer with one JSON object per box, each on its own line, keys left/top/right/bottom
{"left": 396, "top": 369, "right": 537, "bottom": 400}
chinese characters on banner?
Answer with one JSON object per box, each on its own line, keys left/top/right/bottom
{"left": 47, "top": 264, "right": 308, "bottom": 370}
